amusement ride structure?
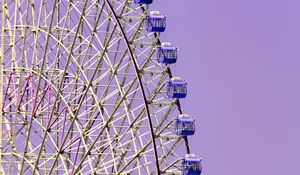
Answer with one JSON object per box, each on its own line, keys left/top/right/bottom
{"left": 0, "top": 0, "right": 202, "bottom": 174}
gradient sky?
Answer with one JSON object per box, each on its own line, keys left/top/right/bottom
{"left": 152, "top": 0, "right": 300, "bottom": 174}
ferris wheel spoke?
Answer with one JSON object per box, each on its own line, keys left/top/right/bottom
{"left": 65, "top": 66, "right": 148, "bottom": 173}
{"left": 113, "top": 1, "right": 185, "bottom": 172}
{"left": 45, "top": 4, "right": 131, "bottom": 174}
{"left": 11, "top": 1, "right": 31, "bottom": 134}
{"left": 70, "top": 78, "right": 149, "bottom": 173}
{"left": 28, "top": 0, "right": 93, "bottom": 174}
{"left": 104, "top": 1, "right": 164, "bottom": 174}
{"left": 50, "top": 74, "right": 138, "bottom": 174}
{"left": 14, "top": 0, "right": 63, "bottom": 173}
{"left": 42, "top": 3, "right": 115, "bottom": 170}
{"left": 91, "top": 84, "right": 145, "bottom": 172}
{"left": 117, "top": 139, "right": 153, "bottom": 174}
{"left": 85, "top": 2, "right": 155, "bottom": 172}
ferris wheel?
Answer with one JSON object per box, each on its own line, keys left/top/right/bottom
{"left": 0, "top": 0, "right": 202, "bottom": 174}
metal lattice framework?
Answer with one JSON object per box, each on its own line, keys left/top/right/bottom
{"left": 0, "top": 0, "right": 192, "bottom": 174}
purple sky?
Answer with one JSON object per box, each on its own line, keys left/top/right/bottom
{"left": 153, "top": 0, "right": 300, "bottom": 174}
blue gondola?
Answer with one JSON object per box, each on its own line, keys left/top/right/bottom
{"left": 182, "top": 154, "right": 202, "bottom": 175}
{"left": 134, "top": 0, "right": 153, "bottom": 4}
{"left": 146, "top": 11, "right": 166, "bottom": 32}
{"left": 157, "top": 42, "right": 178, "bottom": 64}
{"left": 167, "top": 77, "right": 187, "bottom": 98}
{"left": 175, "top": 114, "right": 195, "bottom": 136}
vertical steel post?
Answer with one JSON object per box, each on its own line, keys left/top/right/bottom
{"left": 0, "top": 0, "right": 5, "bottom": 173}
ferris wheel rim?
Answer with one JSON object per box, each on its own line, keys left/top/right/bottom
{"left": 103, "top": 1, "right": 161, "bottom": 174}
{"left": 138, "top": 3, "right": 192, "bottom": 155}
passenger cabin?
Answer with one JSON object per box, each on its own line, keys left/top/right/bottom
{"left": 175, "top": 114, "right": 195, "bottom": 136}
{"left": 167, "top": 77, "right": 187, "bottom": 98}
{"left": 134, "top": 0, "right": 153, "bottom": 4}
{"left": 182, "top": 154, "right": 202, "bottom": 175}
{"left": 157, "top": 42, "right": 178, "bottom": 64}
{"left": 146, "top": 11, "right": 166, "bottom": 32}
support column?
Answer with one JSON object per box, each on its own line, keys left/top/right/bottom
{"left": 0, "top": 0, "right": 5, "bottom": 174}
